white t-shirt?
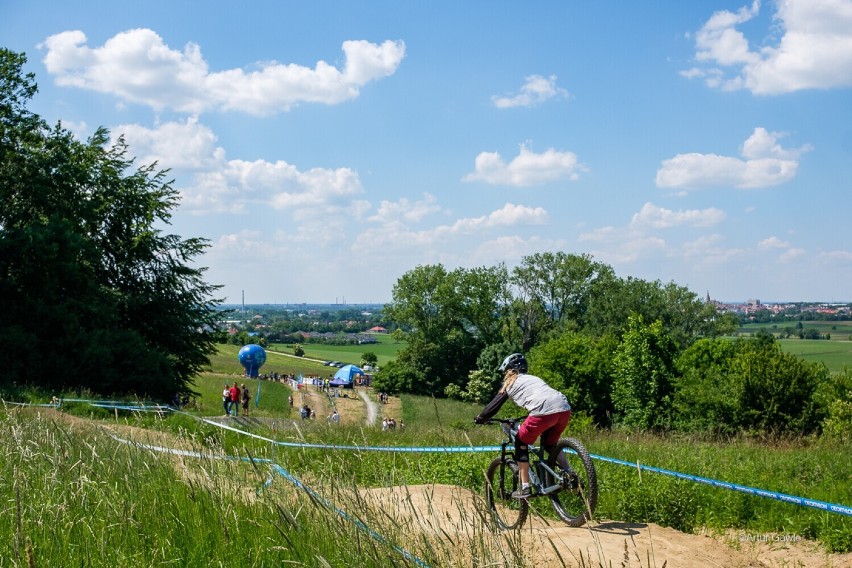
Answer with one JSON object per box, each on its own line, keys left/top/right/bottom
{"left": 504, "top": 374, "right": 571, "bottom": 416}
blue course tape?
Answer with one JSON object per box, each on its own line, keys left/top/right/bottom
{"left": 175, "top": 407, "right": 852, "bottom": 518}
{"left": 13, "top": 398, "right": 852, "bottom": 518}
{"left": 590, "top": 454, "right": 852, "bottom": 517}
{"left": 107, "top": 431, "right": 431, "bottom": 568}
{"left": 269, "top": 464, "right": 431, "bottom": 568}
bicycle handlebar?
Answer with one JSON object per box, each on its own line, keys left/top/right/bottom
{"left": 481, "top": 416, "right": 526, "bottom": 425}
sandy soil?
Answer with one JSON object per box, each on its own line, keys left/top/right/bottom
{"left": 359, "top": 484, "right": 852, "bottom": 568}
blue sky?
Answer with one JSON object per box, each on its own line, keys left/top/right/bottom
{"left": 3, "top": 0, "right": 851, "bottom": 304}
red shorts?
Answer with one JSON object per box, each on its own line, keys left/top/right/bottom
{"left": 518, "top": 410, "right": 572, "bottom": 446}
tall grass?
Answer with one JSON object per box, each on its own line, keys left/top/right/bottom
{"left": 0, "top": 406, "right": 540, "bottom": 567}
{"left": 3, "top": 388, "right": 850, "bottom": 565}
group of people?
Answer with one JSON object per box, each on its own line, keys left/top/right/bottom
{"left": 381, "top": 416, "right": 402, "bottom": 431}
{"left": 299, "top": 404, "right": 315, "bottom": 420}
{"left": 376, "top": 391, "right": 390, "bottom": 404}
{"left": 222, "top": 381, "right": 250, "bottom": 416}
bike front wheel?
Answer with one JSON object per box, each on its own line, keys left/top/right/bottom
{"left": 485, "top": 457, "right": 528, "bottom": 530}
{"left": 545, "top": 437, "right": 598, "bottom": 527}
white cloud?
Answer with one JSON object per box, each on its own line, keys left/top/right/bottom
{"left": 757, "top": 235, "right": 806, "bottom": 261}
{"left": 684, "top": 0, "right": 852, "bottom": 94}
{"left": 817, "top": 250, "right": 852, "bottom": 262}
{"left": 40, "top": 29, "right": 405, "bottom": 115}
{"left": 779, "top": 247, "right": 806, "bottom": 261}
{"left": 352, "top": 202, "right": 549, "bottom": 258}
{"left": 115, "top": 119, "right": 363, "bottom": 214}
{"left": 492, "top": 74, "right": 569, "bottom": 108}
{"left": 464, "top": 143, "right": 587, "bottom": 186}
{"left": 758, "top": 236, "right": 790, "bottom": 249}
{"left": 471, "top": 235, "right": 568, "bottom": 265}
{"left": 450, "top": 203, "right": 548, "bottom": 232}
{"left": 655, "top": 127, "right": 810, "bottom": 190}
{"left": 367, "top": 193, "right": 443, "bottom": 225}
{"left": 112, "top": 116, "right": 221, "bottom": 169}
{"left": 630, "top": 203, "right": 726, "bottom": 229}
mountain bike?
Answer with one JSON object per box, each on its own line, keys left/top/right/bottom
{"left": 483, "top": 417, "right": 598, "bottom": 530}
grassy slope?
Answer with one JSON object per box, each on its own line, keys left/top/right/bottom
{"left": 3, "top": 381, "right": 850, "bottom": 559}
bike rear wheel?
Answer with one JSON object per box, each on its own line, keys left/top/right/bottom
{"left": 485, "top": 457, "right": 528, "bottom": 530}
{"left": 545, "top": 437, "right": 597, "bottom": 527}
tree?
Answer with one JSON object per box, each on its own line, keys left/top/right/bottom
{"left": 361, "top": 351, "right": 378, "bottom": 367}
{"left": 585, "top": 277, "right": 728, "bottom": 348}
{"left": 382, "top": 264, "right": 508, "bottom": 395}
{"left": 0, "top": 49, "right": 220, "bottom": 399}
{"left": 529, "top": 331, "right": 618, "bottom": 426}
{"left": 729, "top": 336, "right": 824, "bottom": 434}
{"left": 673, "top": 338, "right": 739, "bottom": 433}
{"left": 510, "top": 252, "right": 615, "bottom": 348}
{"left": 611, "top": 314, "right": 678, "bottom": 429}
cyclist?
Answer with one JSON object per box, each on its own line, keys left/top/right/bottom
{"left": 474, "top": 353, "right": 572, "bottom": 499}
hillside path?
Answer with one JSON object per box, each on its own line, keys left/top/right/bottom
{"left": 358, "top": 389, "right": 378, "bottom": 425}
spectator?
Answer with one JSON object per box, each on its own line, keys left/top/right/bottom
{"left": 222, "top": 384, "right": 231, "bottom": 416}
{"left": 241, "top": 384, "right": 250, "bottom": 416}
{"left": 230, "top": 382, "right": 240, "bottom": 416}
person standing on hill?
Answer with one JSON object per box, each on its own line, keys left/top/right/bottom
{"left": 222, "top": 384, "right": 231, "bottom": 416}
{"left": 474, "top": 353, "right": 572, "bottom": 499}
{"left": 241, "top": 383, "right": 250, "bottom": 416}
{"left": 230, "top": 382, "right": 240, "bottom": 416}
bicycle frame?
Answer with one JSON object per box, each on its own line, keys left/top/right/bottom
{"left": 496, "top": 419, "right": 564, "bottom": 497}
{"left": 484, "top": 416, "right": 598, "bottom": 529}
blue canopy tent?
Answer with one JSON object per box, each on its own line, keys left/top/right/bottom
{"left": 329, "top": 364, "right": 364, "bottom": 388}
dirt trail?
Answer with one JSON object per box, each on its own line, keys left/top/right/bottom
{"left": 360, "top": 484, "right": 852, "bottom": 568}
{"left": 358, "top": 388, "right": 378, "bottom": 425}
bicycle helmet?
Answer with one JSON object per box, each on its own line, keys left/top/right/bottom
{"left": 498, "top": 353, "right": 528, "bottom": 374}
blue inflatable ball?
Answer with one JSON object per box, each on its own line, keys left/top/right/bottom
{"left": 238, "top": 344, "right": 267, "bottom": 377}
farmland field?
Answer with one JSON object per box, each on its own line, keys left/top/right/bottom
{"left": 737, "top": 322, "right": 852, "bottom": 372}
{"left": 269, "top": 333, "right": 404, "bottom": 367}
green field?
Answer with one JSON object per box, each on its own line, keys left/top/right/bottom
{"left": 737, "top": 322, "right": 852, "bottom": 372}
{"left": 739, "top": 320, "right": 852, "bottom": 338}
{"left": 269, "top": 333, "right": 404, "bottom": 367}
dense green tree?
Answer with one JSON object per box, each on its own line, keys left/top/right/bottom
{"left": 611, "top": 314, "right": 678, "bottom": 429}
{"left": 529, "top": 331, "right": 618, "bottom": 425}
{"left": 510, "top": 252, "right": 615, "bottom": 348}
{"left": 360, "top": 352, "right": 378, "bottom": 367}
{"left": 585, "top": 277, "right": 732, "bottom": 346}
{"left": 0, "top": 49, "right": 220, "bottom": 399}
{"left": 817, "top": 368, "right": 852, "bottom": 441}
{"left": 382, "top": 264, "right": 508, "bottom": 395}
{"left": 729, "top": 336, "right": 825, "bottom": 433}
{"left": 673, "top": 338, "right": 739, "bottom": 433}
{"left": 674, "top": 333, "right": 829, "bottom": 435}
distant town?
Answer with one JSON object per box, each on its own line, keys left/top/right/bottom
{"left": 705, "top": 295, "right": 851, "bottom": 319}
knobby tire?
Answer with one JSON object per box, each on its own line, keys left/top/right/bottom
{"left": 485, "top": 457, "right": 528, "bottom": 530}
{"left": 545, "top": 437, "right": 598, "bottom": 527}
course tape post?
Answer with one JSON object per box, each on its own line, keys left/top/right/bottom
{"left": 9, "top": 398, "right": 850, "bottom": 518}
